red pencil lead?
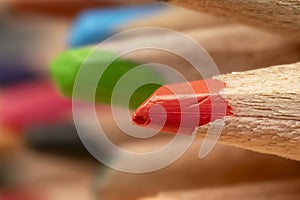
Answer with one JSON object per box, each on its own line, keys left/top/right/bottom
{"left": 133, "top": 79, "right": 233, "bottom": 134}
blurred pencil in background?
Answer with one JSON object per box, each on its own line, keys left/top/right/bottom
{"left": 68, "top": 3, "right": 227, "bottom": 47}
{"left": 7, "top": 0, "right": 112, "bottom": 17}
{"left": 25, "top": 105, "right": 136, "bottom": 159}
{"left": 0, "top": 81, "right": 72, "bottom": 130}
{"left": 95, "top": 139, "right": 300, "bottom": 200}
{"left": 141, "top": 178, "right": 300, "bottom": 200}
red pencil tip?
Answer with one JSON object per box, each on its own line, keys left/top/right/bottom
{"left": 133, "top": 107, "right": 151, "bottom": 126}
{"left": 132, "top": 79, "right": 232, "bottom": 134}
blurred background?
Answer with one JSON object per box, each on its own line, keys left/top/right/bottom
{"left": 1, "top": 1, "right": 132, "bottom": 199}
{"left": 0, "top": 0, "right": 300, "bottom": 200}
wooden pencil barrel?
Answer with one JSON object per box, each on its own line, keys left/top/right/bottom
{"left": 162, "top": 0, "right": 300, "bottom": 41}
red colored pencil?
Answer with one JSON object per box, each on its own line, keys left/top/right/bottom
{"left": 133, "top": 79, "right": 233, "bottom": 134}
{"left": 8, "top": 0, "right": 153, "bottom": 17}
{"left": 0, "top": 80, "right": 72, "bottom": 131}
{"left": 133, "top": 62, "right": 300, "bottom": 161}
{"left": 8, "top": 0, "right": 112, "bottom": 17}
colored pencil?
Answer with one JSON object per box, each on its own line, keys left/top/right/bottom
{"left": 51, "top": 48, "right": 164, "bottom": 109}
{"left": 32, "top": 107, "right": 175, "bottom": 161}
{"left": 8, "top": 0, "right": 112, "bottom": 17}
{"left": 25, "top": 123, "right": 92, "bottom": 159}
{"left": 0, "top": 61, "right": 40, "bottom": 87}
{"left": 141, "top": 179, "right": 300, "bottom": 200}
{"left": 163, "top": 0, "right": 300, "bottom": 41}
{"left": 133, "top": 62, "right": 300, "bottom": 161}
{"left": 25, "top": 106, "right": 132, "bottom": 159}
{"left": 0, "top": 81, "right": 72, "bottom": 131}
{"left": 51, "top": 25, "right": 300, "bottom": 107}
{"left": 68, "top": 3, "right": 227, "bottom": 47}
{"left": 96, "top": 139, "right": 300, "bottom": 200}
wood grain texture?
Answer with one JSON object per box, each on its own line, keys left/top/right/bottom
{"left": 162, "top": 0, "right": 300, "bottom": 41}
{"left": 141, "top": 178, "right": 300, "bottom": 200}
{"left": 197, "top": 62, "right": 300, "bottom": 161}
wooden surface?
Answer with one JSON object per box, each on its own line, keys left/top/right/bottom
{"left": 162, "top": 0, "right": 300, "bottom": 42}
{"left": 197, "top": 62, "right": 300, "bottom": 161}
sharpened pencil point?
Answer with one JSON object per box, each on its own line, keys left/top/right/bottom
{"left": 133, "top": 79, "right": 232, "bottom": 134}
{"left": 133, "top": 112, "right": 150, "bottom": 126}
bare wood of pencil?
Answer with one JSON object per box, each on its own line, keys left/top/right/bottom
{"left": 121, "top": 7, "right": 228, "bottom": 32}
{"left": 198, "top": 63, "right": 300, "bottom": 161}
{"left": 161, "top": 0, "right": 300, "bottom": 42}
{"left": 102, "top": 24, "right": 300, "bottom": 78}
{"left": 141, "top": 178, "right": 300, "bottom": 200}
{"left": 95, "top": 139, "right": 300, "bottom": 200}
